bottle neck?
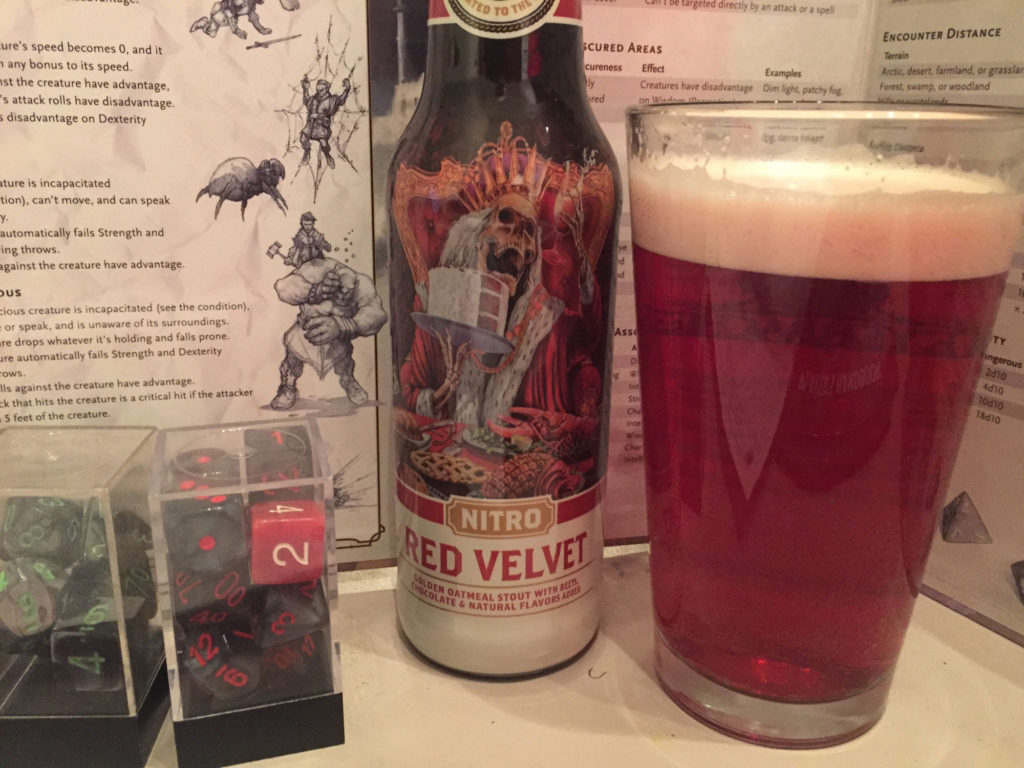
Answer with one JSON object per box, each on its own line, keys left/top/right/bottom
{"left": 422, "top": 22, "right": 586, "bottom": 92}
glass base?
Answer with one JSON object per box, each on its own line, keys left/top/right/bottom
{"left": 654, "top": 631, "right": 891, "bottom": 749}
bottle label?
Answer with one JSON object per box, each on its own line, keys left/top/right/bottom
{"left": 428, "top": 0, "right": 582, "bottom": 38}
{"left": 390, "top": 120, "right": 616, "bottom": 616}
{"left": 395, "top": 478, "right": 603, "bottom": 617}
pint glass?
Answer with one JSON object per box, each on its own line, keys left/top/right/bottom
{"left": 627, "top": 103, "right": 1024, "bottom": 747}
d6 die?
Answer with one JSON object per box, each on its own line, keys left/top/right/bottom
{"left": 250, "top": 501, "right": 325, "bottom": 584}
{"left": 165, "top": 496, "right": 248, "bottom": 573}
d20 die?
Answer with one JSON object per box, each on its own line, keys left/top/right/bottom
{"left": 164, "top": 496, "right": 248, "bottom": 573}
{"left": 250, "top": 500, "right": 325, "bottom": 584}
{"left": 0, "top": 496, "right": 88, "bottom": 567}
{"left": 254, "top": 580, "right": 329, "bottom": 647}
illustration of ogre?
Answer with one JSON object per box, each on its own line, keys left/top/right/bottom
{"left": 299, "top": 76, "right": 351, "bottom": 169}
{"left": 268, "top": 212, "right": 386, "bottom": 409}
{"left": 196, "top": 157, "right": 287, "bottom": 220}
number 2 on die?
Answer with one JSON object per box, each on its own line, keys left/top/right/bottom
{"left": 250, "top": 501, "right": 325, "bottom": 584}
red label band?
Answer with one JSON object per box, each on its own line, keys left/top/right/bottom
{"left": 397, "top": 475, "right": 602, "bottom": 526}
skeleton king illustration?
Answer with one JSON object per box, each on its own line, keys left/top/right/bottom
{"left": 299, "top": 76, "right": 351, "bottom": 170}
{"left": 391, "top": 122, "right": 616, "bottom": 500}
{"left": 268, "top": 212, "right": 386, "bottom": 410}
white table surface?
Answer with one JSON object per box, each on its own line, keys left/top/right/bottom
{"left": 145, "top": 547, "right": 1024, "bottom": 767}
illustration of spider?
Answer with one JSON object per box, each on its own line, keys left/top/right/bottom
{"left": 195, "top": 157, "right": 288, "bottom": 219}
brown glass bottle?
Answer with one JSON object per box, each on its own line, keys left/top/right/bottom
{"left": 388, "top": 0, "right": 620, "bottom": 676}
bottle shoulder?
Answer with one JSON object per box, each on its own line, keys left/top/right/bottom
{"left": 391, "top": 79, "right": 618, "bottom": 174}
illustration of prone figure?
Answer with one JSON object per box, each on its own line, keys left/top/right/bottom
{"left": 191, "top": 0, "right": 272, "bottom": 40}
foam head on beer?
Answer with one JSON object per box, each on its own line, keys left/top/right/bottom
{"left": 630, "top": 147, "right": 1024, "bottom": 282}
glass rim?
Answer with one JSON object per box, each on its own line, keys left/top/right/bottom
{"left": 625, "top": 100, "right": 1024, "bottom": 126}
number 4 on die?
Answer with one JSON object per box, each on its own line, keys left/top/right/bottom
{"left": 250, "top": 501, "right": 326, "bottom": 584}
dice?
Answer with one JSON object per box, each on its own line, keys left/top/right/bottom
{"left": 50, "top": 603, "right": 125, "bottom": 692}
{"left": 118, "top": 545, "right": 158, "bottom": 622}
{"left": 250, "top": 500, "right": 325, "bottom": 584}
{"left": 113, "top": 509, "right": 154, "bottom": 551}
{"left": 49, "top": 565, "right": 138, "bottom": 692}
{"left": 256, "top": 629, "right": 332, "bottom": 702}
{"left": 1, "top": 496, "right": 87, "bottom": 567}
{"left": 245, "top": 427, "right": 315, "bottom": 503}
{"left": 180, "top": 623, "right": 262, "bottom": 704}
{"left": 80, "top": 502, "right": 109, "bottom": 563}
{"left": 164, "top": 496, "right": 248, "bottom": 573}
{"left": 244, "top": 427, "right": 313, "bottom": 480}
{"left": 171, "top": 447, "right": 241, "bottom": 491}
{"left": 254, "top": 580, "right": 329, "bottom": 647}
{"left": 0, "top": 558, "right": 65, "bottom": 654}
{"left": 172, "top": 566, "right": 254, "bottom": 629}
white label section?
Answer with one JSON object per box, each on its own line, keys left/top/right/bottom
{"left": 436, "top": 0, "right": 575, "bottom": 39}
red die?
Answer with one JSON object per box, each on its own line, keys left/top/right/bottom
{"left": 249, "top": 501, "right": 326, "bottom": 584}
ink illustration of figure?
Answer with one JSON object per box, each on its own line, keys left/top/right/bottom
{"left": 300, "top": 76, "right": 351, "bottom": 169}
{"left": 391, "top": 122, "right": 616, "bottom": 501}
{"left": 268, "top": 211, "right": 386, "bottom": 410}
{"left": 190, "top": 0, "right": 273, "bottom": 40}
{"left": 196, "top": 156, "right": 287, "bottom": 220}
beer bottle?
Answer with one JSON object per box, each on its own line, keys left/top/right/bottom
{"left": 387, "top": 0, "right": 620, "bottom": 675}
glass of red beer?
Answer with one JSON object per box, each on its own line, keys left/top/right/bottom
{"left": 627, "top": 103, "right": 1024, "bottom": 747}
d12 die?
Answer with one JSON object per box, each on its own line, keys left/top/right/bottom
{"left": 250, "top": 500, "right": 325, "bottom": 584}
{"left": 164, "top": 496, "right": 248, "bottom": 573}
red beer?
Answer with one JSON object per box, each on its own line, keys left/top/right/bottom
{"left": 635, "top": 249, "right": 1005, "bottom": 701}
{"left": 630, "top": 155, "right": 1022, "bottom": 708}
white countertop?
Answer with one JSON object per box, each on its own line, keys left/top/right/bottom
{"left": 146, "top": 547, "right": 1024, "bottom": 767}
